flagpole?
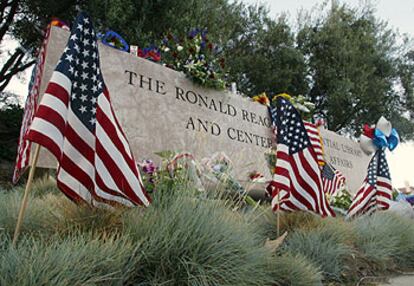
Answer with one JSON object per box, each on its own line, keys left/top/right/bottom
{"left": 12, "top": 144, "right": 41, "bottom": 247}
{"left": 277, "top": 188, "right": 280, "bottom": 237}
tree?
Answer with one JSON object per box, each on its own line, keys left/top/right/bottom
{"left": 0, "top": 0, "right": 34, "bottom": 92}
{"left": 0, "top": 0, "right": 81, "bottom": 93}
{"left": 0, "top": 92, "right": 23, "bottom": 162}
{"left": 392, "top": 38, "right": 414, "bottom": 138}
{"left": 222, "top": 8, "right": 307, "bottom": 97}
{"left": 297, "top": 2, "right": 414, "bottom": 139}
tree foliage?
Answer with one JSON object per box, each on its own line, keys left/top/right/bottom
{"left": 0, "top": 93, "right": 23, "bottom": 163}
{"left": 297, "top": 2, "right": 414, "bottom": 138}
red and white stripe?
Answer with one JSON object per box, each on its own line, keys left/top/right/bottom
{"left": 346, "top": 176, "right": 392, "bottom": 218}
{"left": 323, "top": 169, "right": 346, "bottom": 196}
{"left": 269, "top": 144, "right": 335, "bottom": 217}
{"left": 304, "top": 121, "right": 325, "bottom": 166}
{"left": 27, "top": 70, "right": 150, "bottom": 207}
{"left": 13, "top": 25, "right": 51, "bottom": 184}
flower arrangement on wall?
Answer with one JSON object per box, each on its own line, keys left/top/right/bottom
{"left": 159, "top": 29, "right": 227, "bottom": 90}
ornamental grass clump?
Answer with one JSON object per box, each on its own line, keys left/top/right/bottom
{"left": 0, "top": 190, "right": 57, "bottom": 237}
{"left": 352, "top": 212, "right": 414, "bottom": 272}
{"left": 122, "top": 191, "right": 275, "bottom": 286}
{"left": 260, "top": 211, "right": 323, "bottom": 240}
{"left": 270, "top": 253, "right": 323, "bottom": 286}
{"left": 51, "top": 197, "right": 125, "bottom": 236}
{"left": 30, "top": 176, "right": 59, "bottom": 197}
{"left": 282, "top": 222, "right": 354, "bottom": 282}
{"left": 0, "top": 233, "right": 134, "bottom": 286}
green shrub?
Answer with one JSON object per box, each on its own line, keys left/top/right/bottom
{"left": 0, "top": 233, "right": 134, "bottom": 286}
{"left": 271, "top": 253, "right": 323, "bottom": 286}
{"left": 122, "top": 192, "right": 275, "bottom": 286}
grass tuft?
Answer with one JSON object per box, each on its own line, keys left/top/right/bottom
{"left": 271, "top": 253, "right": 323, "bottom": 286}
{"left": 0, "top": 191, "right": 58, "bottom": 237}
{"left": 0, "top": 233, "right": 134, "bottom": 286}
{"left": 352, "top": 212, "right": 414, "bottom": 272}
{"left": 122, "top": 191, "right": 275, "bottom": 286}
{"left": 282, "top": 224, "right": 354, "bottom": 282}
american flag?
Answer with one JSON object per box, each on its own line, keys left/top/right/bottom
{"left": 347, "top": 149, "right": 392, "bottom": 218}
{"left": 322, "top": 163, "right": 346, "bottom": 197}
{"left": 304, "top": 121, "right": 325, "bottom": 166}
{"left": 13, "top": 25, "right": 51, "bottom": 184}
{"left": 26, "top": 12, "right": 150, "bottom": 207}
{"left": 268, "top": 97, "right": 335, "bottom": 217}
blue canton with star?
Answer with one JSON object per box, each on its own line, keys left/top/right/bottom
{"left": 367, "top": 150, "right": 391, "bottom": 186}
{"left": 322, "top": 164, "right": 335, "bottom": 180}
{"left": 272, "top": 97, "right": 310, "bottom": 154}
{"left": 55, "top": 12, "right": 103, "bottom": 131}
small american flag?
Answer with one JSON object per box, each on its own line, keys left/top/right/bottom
{"left": 347, "top": 149, "right": 392, "bottom": 218}
{"left": 26, "top": 12, "right": 150, "bottom": 207}
{"left": 322, "top": 163, "right": 346, "bottom": 197}
{"left": 13, "top": 25, "right": 51, "bottom": 184}
{"left": 268, "top": 97, "right": 335, "bottom": 217}
{"left": 304, "top": 121, "right": 325, "bottom": 166}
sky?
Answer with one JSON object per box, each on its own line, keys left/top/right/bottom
{"left": 3, "top": 0, "right": 414, "bottom": 188}
{"left": 242, "top": 0, "right": 414, "bottom": 36}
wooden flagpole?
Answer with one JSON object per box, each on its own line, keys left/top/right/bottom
{"left": 276, "top": 188, "right": 280, "bottom": 237}
{"left": 12, "top": 144, "right": 41, "bottom": 247}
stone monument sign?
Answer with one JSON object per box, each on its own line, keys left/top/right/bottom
{"left": 33, "top": 27, "right": 371, "bottom": 194}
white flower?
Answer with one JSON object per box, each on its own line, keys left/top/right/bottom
{"left": 177, "top": 45, "right": 183, "bottom": 51}
{"left": 304, "top": 102, "right": 315, "bottom": 109}
{"left": 163, "top": 47, "right": 170, "bottom": 52}
{"left": 295, "top": 102, "right": 310, "bottom": 113}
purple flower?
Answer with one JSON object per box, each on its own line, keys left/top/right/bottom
{"left": 139, "top": 160, "right": 157, "bottom": 175}
{"left": 188, "top": 28, "right": 200, "bottom": 39}
{"left": 201, "top": 29, "right": 208, "bottom": 39}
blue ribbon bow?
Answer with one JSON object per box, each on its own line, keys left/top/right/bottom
{"left": 372, "top": 128, "right": 400, "bottom": 151}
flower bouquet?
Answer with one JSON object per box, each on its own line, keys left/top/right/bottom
{"left": 159, "top": 29, "right": 227, "bottom": 89}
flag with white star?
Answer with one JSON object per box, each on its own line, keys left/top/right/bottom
{"left": 13, "top": 24, "right": 52, "bottom": 184}
{"left": 267, "top": 97, "right": 335, "bottom": 217}
{"left": 347, "top": 149, "right": 392, "bottom": 218}
{"left": 26, "top": 12, "right": 150, "bottom": 207}
{"left": 322, "top": 163, "right": 346, "bottom": 197}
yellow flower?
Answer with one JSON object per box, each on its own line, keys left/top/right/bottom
{"left": 252, "top": 92, "right": 270, "bottom": 106}
{"left": 273, "top": 93, "right": 292, "bottom": 101}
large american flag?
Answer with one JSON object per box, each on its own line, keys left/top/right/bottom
{"left": 268, "top": 97, "right": 335, "bottom": 217}
{"left": 347, "top": 149, "right": 392, "bottom": 218}
{"left": 13, "top": 25, "right": 51, "bottom": 184}
{"left": 322, "top": 163, "right": 346, "bottom": 197}
{"left": 304, "top": 121, "right": 325, "bottom": 166}
{"left": 26, "top": 12, "right": 150, "bottom": 207}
